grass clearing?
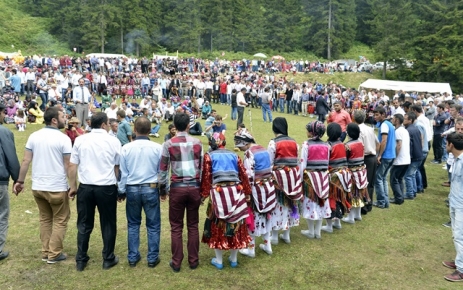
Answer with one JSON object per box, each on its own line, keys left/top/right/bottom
{"left": 2, "top": 101, "right": 459, "bottom": 290}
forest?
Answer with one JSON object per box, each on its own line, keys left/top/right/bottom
{"left": 1, "top": 0, "right": 463, "bottom": 90}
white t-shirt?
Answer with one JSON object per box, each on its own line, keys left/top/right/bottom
{"left": 25, "top": 127, "right": 72, "bottom": 191}
{"left": 393, "top": 126, "right": 410, "bottom": 165}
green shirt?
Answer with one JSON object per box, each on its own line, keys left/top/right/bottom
{"left": 117, "top": 120, "right": 132, "bottom": 146}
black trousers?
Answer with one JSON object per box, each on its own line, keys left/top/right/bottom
{"left": 364, "top": 154, "right": 377, "bottom": 210}
{"left": 237, "top": 106, "right": 245, "bottom": 130}
{"left": 76, "top": 184, "right": 117, "bottom": 263}
{"left": 433, "top": 134, "right": 443, "bottom": 162}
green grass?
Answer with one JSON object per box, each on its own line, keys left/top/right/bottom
{"left": 2, "top": 104, "right": 459, "bottom": 290}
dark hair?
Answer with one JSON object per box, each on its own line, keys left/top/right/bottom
{"left": 44, "top": 107, "right": 61, "bottom": 125}
{"left": 450, "top": 104, "right": 463, "bottom": 112}
{"left": 168, "top": 124, "right": 176, "bottom": 130}
{"left": 403, "top": 101, "right": 412, "bottom": 110}
{"left": 91, "top": 112, "right": 108, "bottom": 129}
{"left": 406, "top": 111, "right": 417, "bottom": 123}
{"left": 393, "top": 113, "right": 404, "bottom": 124}
{"left": 446, "top": 100, "right": 455, "bottom": 106}
{"left": 346, "top": 123, "right": 360, "bottom": 140}
{"left": 437, "top": 103, "right": 445, "bottom": 110}
{"left": 447, "top": 132, "right": 463, "bottom": 150}
{"left": 327, "top": 123, "right": 342, "bottom": 142}
{"left": 174, "top": 113, "right": 190, "bottom": 131}
{"left": 134, "top": 116, "right": 151, "bottom": 135}
{"left": 410, "top": 104, "right": 423, "bottom": 113}
{"left": 116, "top": 109, "right": 126, "bottom": 118}
{"left": 373, "top": 107, "right": 386, "bottom": 115}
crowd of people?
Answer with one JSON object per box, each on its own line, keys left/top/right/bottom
{"left": 0, "top": 54, "right": 462, "bottom": 282}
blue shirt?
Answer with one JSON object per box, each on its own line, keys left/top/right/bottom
{"left": 450, "top": 153, "right": 463, "bottom": 208}
{"left": 117, "top": 120, "right": 132, "bottom": 146}
{"left": 118, "top": 137, "right": 163, "bottom": 193}
{"left": 9, "top": 75, "right": 21, "bottom": 92}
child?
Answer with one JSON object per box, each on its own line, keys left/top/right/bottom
{"left": 14, "top": 109, "right": 26, "bottom": 131}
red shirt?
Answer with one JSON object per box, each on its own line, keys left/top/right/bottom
{"left": 219, "top": 82, "right": 227, "bottom": 94}
{"left": 65, "top": 128, "right": 84, "bottom": 145}
{"left": 327, "top": 110, "right": 352, "bottom": 132}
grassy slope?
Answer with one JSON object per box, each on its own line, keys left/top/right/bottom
{"left": 1, "top": 100, "right": 459, "bottom": 289}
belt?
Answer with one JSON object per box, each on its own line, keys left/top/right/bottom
{"left": 170, "top": 182, "right": 200, "bottom": 188}
{"left": 127, "top": 183, "right": 158, "bottom": 188}
{"left": 76, "top": 103, "right": 88, "bottom": 105}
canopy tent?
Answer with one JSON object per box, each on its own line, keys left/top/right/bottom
{"left": 86, "top": 53, "right": 127, "bottom": 58}
{"left": 359, "top": 79, "right": 452, "bottom": 96}
{"left": 253, "top": 53, "right": 267, "bottom": 58}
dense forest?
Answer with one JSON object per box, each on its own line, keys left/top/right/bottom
{"left": 2, "top": 0, "right": 463, "bottom": 90}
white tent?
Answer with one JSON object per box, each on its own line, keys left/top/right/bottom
{"left": 359, "top": 79, "right": 452, "bottom": 96}
{"left": 86, "top": 53, "right": 127, "bottom": 58}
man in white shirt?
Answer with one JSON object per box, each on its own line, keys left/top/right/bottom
{"left": 14, "top": 107, "right": 72, "bottom": 264}
{"left": 236, "top": 87, "right": 247, "bottom": 130}
{"left": 73, "top": 78, "right": 91, "bottom": 127}
{"left": 105, "top": 103, "right": 119, "bottom": 120}
{"left": 25, "top": 68, "right": 36, "bottom": 99}
{"left": 389, "top": 114, "right": 410, "bottom": 205}
{"left": 390, "top": 99, "right": 405, "bottom": 117}
{"left": 68, "top": 112, "right": 122, "bottom": 272}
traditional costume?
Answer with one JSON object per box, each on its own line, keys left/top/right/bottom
{"left": 267, "top": 117, "right": 302, "bottom": 244}
{"left": 342, "top": 123, "right": 369, "bottom": 223}
{"left": 234, "top": 130, "right": 276, "bottom": 257}
{"left": 201, "top": 133, "right": 252, "bottom": 269}
{"left": 300, "top": 121, "right": 331, "bottom": 239}
{"left": 322, "top": 123, "right": 352, "bottom": 233}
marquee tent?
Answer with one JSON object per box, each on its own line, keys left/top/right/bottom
{"left": 359, "top": 79, "right": 452, "bottom": 96}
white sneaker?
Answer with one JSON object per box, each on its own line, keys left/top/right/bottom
{"left": 300, "top": 230, "right": 314, "bottom": 239}
{"left": 259, "top": 244, "right": 273, "bottom": 255}
{"left": 321, "top": 226, "right": 333, "bottom": 233}
{"left": 239, "top": 248, "right": 255, "bottom": 258}
{"left": 342, "top": 217, "right": 355, "bottom": 224}
{"left": 154, "top": 133, "right": 160, "bottom": 138}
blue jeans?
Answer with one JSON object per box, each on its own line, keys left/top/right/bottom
{"left": 151, "top": 125, "right": 160, "bottom": 134}
{"left": 279, "top": 98, "right": 285, "bottom": 113}
{"left": 375, "top": 158, "right": 394, "bottom": 208}
{"left": 389, "top": 165, "right": 408, "bottom": 203}
{"left": 231, "top": 107, "right": 237, "bottom": 120}
{"left": 261, "top": 103, "right": 272, "bottom": 122}
{"left": 291, "top": 100, "right": 299, "bottom": 114}
{"left": 286, "top": 100, "right": 292, "bottom": 114}
{"left": 126, "top": 185, "right": 161, "bottom": 263}
{"left": 415, "top": 152, "right": 428, "bottom": 191}
{"left": 442, "top": 136, "right": 448, "bottom": 161}
{"left": 39, "top": 93, "right": 48, "bottom": 111}
{"left": 404, "top": 160, "right": 421, "bottom": 198}
{"left": 0, "top": 185, "right": 9, "bottom": 253}
{"left": 450, "top": 206, "right": 463, "bottom": 272}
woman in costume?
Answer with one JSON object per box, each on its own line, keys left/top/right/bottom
{"left": 322, "top": 122, "right": 352, "bottom": 233}
{"left": 342, "top": 123, "right": 369, "bottom": 223}
{"left": 201, "top": 133, "right": 252, "bottom": 269}
{"left": 267, "top": 117, "right": 303, "bottom": 244}
{"left": 235, "top": 130, "right": 276, "bottom": 257}
{"left": 300, "top": 121, "right": 331, "bottom": 239}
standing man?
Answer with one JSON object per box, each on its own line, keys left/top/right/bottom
{"left": 327, "top": 101, "right": 352, "bottom": 142}
{"left": 411, "top": 104, "right": 432, "bottom": 192}
{"left": 260, "top": 87, "right": 273, "bottom": 123}
{"left": 116, "top": 110, "right": 132, "bottom": 146}
{"left": 8, "top": 69, "right": 21, "bottom": 97}
{"left": 403, "top": 112, "right": 424, "bottom": 200}
{"left": 68, "top": 112, "right": 122, "bottom": 271}
{"left": 315, "top": 93, "right": 331, "bottom": 123}
{"left": 432, "top": 103, "right": 447, "bottom": 164}
{"left": 389, "top": 114, "right": 410, "bottom": 205}
{"left": 443, "top": 132, "right": 463, "bottom": 282}
{"left": 0, "top": 103, "right": 20, "bottom": 261}
{"left": 159, "top": 113, "right": 203, "bottom": 272}
{"left": 236, "top": 87, "right": 247, "bottom": 129}
{"left": 13, "top": 107, "right": 72, "bottom": 263}
{"left": 118, "top": 117, "right": 163, "bottom": 268}
{"left": 73, "top": 78, "right": 91, "bottom": 127}
{"left": 373, "top": 107, "right": 396, "bottom": 209}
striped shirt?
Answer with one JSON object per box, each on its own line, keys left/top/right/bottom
{"left": 159, "top": 131, "right": 203, "bottom": 186}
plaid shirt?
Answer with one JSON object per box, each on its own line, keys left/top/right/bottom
{"left": 159, "top": 131, "right": 203, "bottom": 186}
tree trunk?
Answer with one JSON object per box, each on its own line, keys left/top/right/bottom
{"left": 121, "top": 18, "right": 124, "bottom": 54}
{"left": 327, "top": 0, "right": 332, "bottom": 60}
{"left": 382, "top": 61, "right": 386, "bottom": 79}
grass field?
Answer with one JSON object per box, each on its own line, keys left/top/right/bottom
{"left": 1, "top": 102, "right": 459, "bottom": 290}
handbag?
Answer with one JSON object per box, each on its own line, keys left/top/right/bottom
{"left": 203, "top": 218, "right": 212, "bottom": 238}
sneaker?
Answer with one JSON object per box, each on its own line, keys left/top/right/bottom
{"left": 259, "top": 244, "right": 273, "bottom": 255}
{"left": 210, "top": 258, "right": 223, "bottom": 270}
{"left": 443, "top": 261, "right": 457, "bottom": 269}
{"left": 169, "top": 260, "right": 180, "bottom": 272}
{"left": 0, "top": 250, "right": 9, "bottom": 261}
{"left": 228, "top": 257, "right": 238, "bottom": 268}
{"left": 444, "top": 270, "right": 463, "bottom": 282}
{"left": 431, "top": 160, "right": 442, "bottom": 164}
{"left": 321, "top": 226, "right": 333, "bottom": 233}
{"left": 279, "top": 234, "right": 291, "bottom": 244}
{"left": 442, "top": 164, "right": 448, "bottom": 170}
{"left": 300, "top": 230, "right": 315, "bottom": 239}
{"left": 154, "top": 133, "right": 160, "bottom": 138}
{"left": 41, "top": 255, "right": 48, "bottom": 262}
{"left": 443, "top": 221, "right": 452, "bottom": 228}
{"left": 239, "top": 248, "right": 255, "bottom": 258}
{"left": 47, "top": 252, "right": 67, "bottom": 264}
{"left": 341, "top": 217, "right": 355, "bottom": 224}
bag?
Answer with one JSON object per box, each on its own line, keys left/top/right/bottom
{"left": 203, "top": 218, "right": 212, "bottom": 238}
{"left": 28, "top": 114, "right": 36, "bottom": 123}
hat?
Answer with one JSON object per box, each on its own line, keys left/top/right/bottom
{"left": 69, "top": 117, "right": 80, "bottom": 124}
{"left": 234, "top": 129, "right": 255, "bottom": 147}
{"left": 51, "top": 83, "right": 57, "bottom": 87}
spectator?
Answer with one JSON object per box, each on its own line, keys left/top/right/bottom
{"left": 109, "top": 118, "right": 118, "bottom": 137}
{"left": 204, "top": 114, "right": 226, "bottom": 136}
{"left": 13, "top": 107, "right": 72, "bottom": 264}
{"left": 403, "top": 112, "right": 424, "bottom": 200}
{"left": 28, "top": 101, "right": 44, "bottom": 124}
{"left": 164, "top": 124, "right": 176, "bottom": 142}
{"left": 389, "top": 114, "right": 410, "bottom": 205}
{"left": 116, "top": 110, "right": 132, "bottom": 146}
{"left": 201, "top": 101, "right": 212, "bottom": 119}
{"left": 327, "top": 101, "right": 352, "bottom": 142}
{"left": 105, "top": 102, "right": 118, "bottom": 120}
{"left": 65, "top": 117, "right": 84, "bottom": 145}
{"left": 187, "top": 109, "right": 202, "bottom": 135}
{"left": 315, "top": 93, "right": 331, "bottom": 123}
{"left": 432, "top": 103, "right": 447, "bottom": 164}
{"left": 260, "top": 87, "right": 273, "bottom": 123}
{"left": 14, "top": 109, "right": 26, "bottom": 131}
{"left": 236, "top": 88, "right": 247, "bottom": 130}
{"left": 72, "top": 78, "right": 91, "bottom": 127}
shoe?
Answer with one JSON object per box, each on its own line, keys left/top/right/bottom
{"left": 354, "top": 216, "right": 363, "bottom": 221}
{"left": 389, "top": 198, "right": 404, "bottom": 205}
{"left": 259, "top": 244, "right": 273, "bottom": 255}
{"left": 321, "top": 226, "right": 333, "bottom": 233}
{"left": 443, "top": 261, "right": 457, "bottom": 269}
{"left": 76, "top": 262, "right": 87, "bottom": 272}
{"left": 128, "top": 257, "right": 141, "bottom": 268}
{"left": 154, "top": 133, "right": 160, "bottom": 138}
{"left": 149, "top": 133, "right": 155, "bottom": 137}
{"left": 228, "top": 257, "right": 238, "bottom": 268}
{"left": 443, "top": 221, "right": 452, "bottom": 228}
{"left": 47, "top": 252, "right": 67, "bottom": 264}
{"left": 0, "top": 251, "right": 9, "bottom": 261}
{"left": 442, "top": 164, "right": 447, "bottom": 170}
{"left": 102, "top": 256, "right": 119, "bottom": 270}
{"left": 270, "top": 239, "right": 279, "bottom": 245}
{"left": 444, "top": 270, "right": 463, "bottom": 282}
{"left": 147, "top": 258, "right": 160, "bottom": 268}
{"left": 210, "top": 258, "right": 223, "bottom": 270}
{"left": 201, "top": 132, "right": 205, "bottom": 136}
{"left": 189, "top": 262, "right": 199, "bottom": 270}
{"left": 301, "top": 230, "right": 315, "bottom": 239}
{"left": 431, "top": 160, "right": 441, "bottom": 164}
{"left": 279, "top": 234, "right": 291, "bottom": 244}
{"left": 442, "top": 181, "right": 450, "bottom": 187}
{"left": 341, "top": 218, "right": 355, "bottom": 224}
{"left": 41, "top": 255, "right": 48, "bottom": 262}
{"left": 239, "top": 248, "right": 255, "bottom": 258}
{"left": 169, "top": 261, "right": 180, "bottom": 272}
{"left": 372, "top": 202, "right": 386, "bottom": 208}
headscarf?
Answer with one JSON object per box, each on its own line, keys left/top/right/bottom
{"left": 28, "top": 101, "right": 37, "bottom": 110}
{"left": 272, "top": 117, "right": 288, "bottom": 136}
{"left": 327, "top": 123, "right": 342, "bottom": 142}
{"left": 234, "top": 128, "right": 255, "bottom": 147}
{"left": 306, "top": 121, "right": 326, "bottom": 140}
{"left": 209, "top": 132, "right": 226, "bottom": 150}
{"left": 347, "top": 123, "right": 360, "bottom": 140}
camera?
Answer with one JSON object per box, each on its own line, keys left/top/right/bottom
{"left": 68, "top": 124, "right": 73, "bottom": 130}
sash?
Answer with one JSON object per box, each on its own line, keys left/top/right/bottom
{"left": 211, "top": 185, "right": 249, "bottom": 224}
{"left": 252, "top": 180, "right": 276, "bottom": 213}
{"left": 351, "top": 168, "right": 368, "bottom": 189}
{"left": 272, "top": 166, "right": 303, "bottom": 201}
{"left": 305, "top": 170, "right": 329, "bottom": 199}
{"left": 333, "top": 169, "right": 352, "bottom": 192}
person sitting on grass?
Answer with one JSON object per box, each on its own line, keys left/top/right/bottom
{"left": 28, "top": 101, "right": 44, "bottom": 124}
{"left": 14, "top": 109, "right": 26, "bottom": 131}
{"left": 164, "top": 124, "right": 176, "bottom": 142}
{"left": 201, "top": 101, "right": 212, "bottom": 119}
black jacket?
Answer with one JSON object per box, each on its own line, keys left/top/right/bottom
{"left": 0, "top": 125, "right": 20, "bottom": 185}
{"left": 315, "top": 96, "right": 331, "bottom": 115}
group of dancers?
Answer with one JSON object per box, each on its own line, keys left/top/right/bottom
{"left": 199, "top": 117, "right": 369, "bottom": 269}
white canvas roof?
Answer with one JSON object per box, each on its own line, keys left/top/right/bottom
{"left": 86, "top": 53, "right": 127, "bottom": 58}
{"left": 359, "top": 79, "right": 452, "bottom": 96}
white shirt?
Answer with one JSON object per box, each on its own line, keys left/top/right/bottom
{"left": 70, "top": 129, "right": 121, "bottom": 185}
{"left": 417, "top": 114, "right": 432, "bottom": 142}
{"left": 237, "top": 92, "right": 246, "bottom": 107}
{"left": 358, "top": 123, "right": 378, "bottom": 155}
{"left": 26, "top": 71, "right": 36, "bottom": 81}
{"left": 72, "top": 85, "right": 91, "bottom": 104}
{"left": 393, "top": 126, "right": 410, "bottom": 165}
{"left": 97, "top": 75, "right": 107, "bottom": 85}
{"left": 105, "top": 107, "right": 118, "bottom": 119}
{"left": 390, "top": 106, "right": 405, "bottom": 116}
{"left": 25, "top": 127, "right": 72, "bottom": 191}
